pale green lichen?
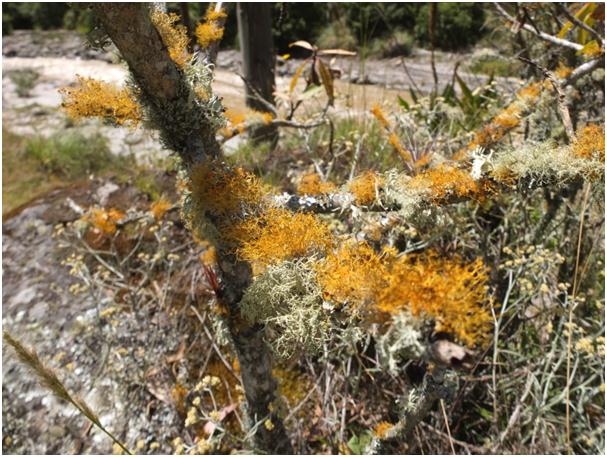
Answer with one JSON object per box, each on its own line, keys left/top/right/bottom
{"left": 239, "top": 259, "right": 331, "bottom": 359}
{"left": 382, "top": 169, "right": 428, "bottom": 221}
{"left": 490, "top": 140, "right": 604, "bottom": 184}
{"left": 376, "top": 311, "right": 427, "bottom": 374}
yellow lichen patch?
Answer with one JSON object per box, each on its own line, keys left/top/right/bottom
{"left": 516, "top": 81, "right": 543, "bottom": 103}
{"left": 349, "top": 171, "right": 382, "bottom": 205}
{"left": 373, "top": 421, "right": 394, "bottom": 438}
{"left": 60, "top": 76, "right": 142, "bottom": 126}
{"left": 150, "top": 197, "right": 172, "bottom": 220}
{"left": 409, "top": 165, "right": 480, "bottom": 202}
{"left": 218, "top": 108, "right": 247, "bottom": 138}
{"left": 195, "top": 6, "right": 227, "bottom": 49}
{"left": 226, "top": 208, "right": 333, "bottom": 269}
{"left": 555, "top": 62, "right": 573, "bottom": 79}
{"left": 150, "top": 10, "right": 191, "bottom": 67}
{"left": 273, "top": 367, "right": 314, "bottom": 418}
{"left": 375, "top": 252, "right": 493, "bottom": 348}
{"left": 388, "top": 132, "right": 413, "bottom": 162}
{"left": 315, "top": 241, "right": 388, "bottom": 310}
{"left": 315, "top": 242, "right": 493, "bottom": 347}
{"left": 573, "top": 124, "right": 605, "bottom": 161}
{"left": 579, "top": 39, "right": 603, "bottom": 58}
{"left": 189, "top": 162, "right": 265, "bottom": 218}
{"left": 370, "top": 104, "right": 391, "bottom": 129}
{"left": 297, "top": 173, "right": 337, "bottom": 196}
{"left": 85, "top": 207, "right": 126, "bottom": 235}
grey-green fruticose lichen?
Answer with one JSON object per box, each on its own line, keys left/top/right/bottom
{"left": 239, "top": 259, "right": 332, "bottom": 359}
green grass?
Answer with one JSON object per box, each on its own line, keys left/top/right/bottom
{"left": 3, "top": 129, "right": 136, "bottom": 217}
{"left": 7, "top": 69, "right": 40, "bottom": 97}
{"left": 467, "top": 57, "right": 522, "bottom": 78}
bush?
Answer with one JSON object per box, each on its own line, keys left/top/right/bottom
{"left": 24, "top": 131, "right": 123, "bottom": 177}
{"left": 316, "top": 19, "right": 357, "bottom": 52}
{"left": 369, "top": 30, "right": 414, "bottom": 58}
{"left": 7, "top": 69, "right": 39, "bottom": 97}
{"left": 414, "top": 3, "right": 486, "bottom": 51}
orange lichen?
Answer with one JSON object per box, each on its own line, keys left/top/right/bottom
{"left": 555, "top": 62, "right": 573, "bottom": 79}
{"left": 196, "top": 6, "right": 226, "bottom": 49}
{"left": 60, "top": 76, "right": 142, "bottom": 126}
{"left": 150, "top": 10, "right": 191, "bottom": 67}
{"left": 315, "top": 241, "right": 388, "bottom": 309}
{"left": 374, "top": 422, "right": 394, "bottom": 438}
{"left": 219, "top": 108, "right": 247, "bottom": 138}
{"left": 226, "top": 208, "right": 333, "bottom": 269}
{"left": 579, "top": 40, "right": 603, "bottom": 58}
{"left": 150, "top": 197, "right": 172, "bottom": 220}
{"left": 349, "top": 171, "right": 382, "bottom": 205}
{"left": 273, "top": 367, "right": 314, "bottom": 417}
{"left": 376, "top": 252, "right": 492, "bottom": 348}
{"left": 410, "top": 165, "right": 480, "bottom": 201}
{"left": 388, "top": 132, "right": 413, "bottom": 162}
{"left": 516, "top": 82, "right": 543, "bottom": 103}
{"left": 297, "top": 173, "right": 337, "bottom": 195}
{"left": 573, "top": 124, "right": 605, "bottom": 161}
{"left": 199, "top": 245, "right": 218, "bottom": 267}
{"left": 315, "top": 242, "right": 493, "bottom": 347}
{"left": 370, "top": 104, "right": 391, "bottom": 129}
{"left": 189, "top": 162, "right": 265, "bottom": 218}
{"left": 85, "top": 207, "right": 126, "bottom": 235}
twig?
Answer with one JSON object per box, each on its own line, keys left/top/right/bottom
{"left": 556, "top": 3, "right": 604, "bottom": 45}
{"left": 439, "top": 399, "right": 456, "bottom": 455}
{"left": 566, "top": 183, "right": 591, "bottom": 453}
{"left": 517, "top": 55, "right": 576, "bottom": 142}
{"left": 494, "top": 3, "right": 584, "bottom": 51}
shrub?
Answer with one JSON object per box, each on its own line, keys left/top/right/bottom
{"left": 414, "top": 3, "right": 486, "bottom": 51}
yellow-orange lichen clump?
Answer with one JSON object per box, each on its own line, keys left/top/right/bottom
{"left": 374, "top": 422, "right": 394, "bottom": 439}
{"left": 85, "top": 207, "right": 126, "bottom": 235}
{"left": 315, "top": 241, "right": 492, "bottom": 347}
{"left": 196, "top": 6, "right": 227, "bottom": 48}
{"left": 150, "top": 10, "right": 191, "bottom": 67}
{"left": 60, "top": 76, "right": 142, "bottom": 126}
{"left": 410, "top": 165, "right": 481, "bottom": 202}
{"left": 349, "top": 171, "right": 382, "bottom": 205}
{"left": 226, "top": 208, "right": 333, "bottom": 268}
{"left": 150, "top": 197, "right": 172, "bottom": 220}
{"left": 573, "top": 124, "right": 605, "bottom": 161}
{"left": 189, "top": 162, "right": 265, "bottom": 218}
{"left": 297, "top": 173, "right": 337, "bottom": 196}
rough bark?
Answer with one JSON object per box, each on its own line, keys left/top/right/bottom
{"left": 91, "top": 3, "right": 292, "bottom": 453}
{"left": 237, "top": 2, "right": 278, "bottom": 144}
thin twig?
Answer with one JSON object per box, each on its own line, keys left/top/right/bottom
{"left": 494, "top": 3, "right": 584, "bottom": 51}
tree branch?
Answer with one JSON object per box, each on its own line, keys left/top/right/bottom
{"left": 494, "top": 3, "right": 584, "bottom": 51}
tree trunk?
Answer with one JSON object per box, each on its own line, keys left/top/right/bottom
{"left": 91, "top": 3, "right": 292, "bottom": 453}
{"left": 237, "top": 2, "right": 278, "bottom": 144}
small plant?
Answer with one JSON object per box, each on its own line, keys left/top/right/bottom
{"left": 8, "top": 68, "right": 39, "bottom": 97}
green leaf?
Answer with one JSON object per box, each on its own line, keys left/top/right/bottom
{"left": 397, "top": 95, "right": 410, "bottom": 110}
{"left": 478, "top": 407, "right": 493, "bottom": 420}
{"left": 316, "top": 58, "right": 335, "bottom": 106}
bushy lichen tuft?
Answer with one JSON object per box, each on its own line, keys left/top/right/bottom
{"left": 239, "top": 259, "right": 332, "bottom": 359}
{"left": 490, "top": 140, "right": 605, "bottom": 184}
{"left": 376, "top": 311, "right": 427, "bottom": 374}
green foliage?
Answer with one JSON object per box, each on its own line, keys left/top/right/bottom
{"left": 369, "top": 30, "right": 414, "bottom": 58}
{"left": 414, "top": 3, "right": 486, "bottom": 50}
{"left": 7, "top": 69, "right": 39, "bottom": 97}
{"left": 24, "top": 131, "right": 125, "bottom": 178}
{"left": 316, "top": 19, "right": 357, "bottom": 51}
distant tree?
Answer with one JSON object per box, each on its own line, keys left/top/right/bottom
{"left": 237, "top": 2, "right": 278, "bottom": 144}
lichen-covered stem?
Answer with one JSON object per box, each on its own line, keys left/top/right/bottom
{"left": 92, "top": 3, "right": 292, "bottom": 452}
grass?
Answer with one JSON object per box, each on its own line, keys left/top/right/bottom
{"left": 2, "top": 128, "right": 136, "bottom": 217}
{"left": 7, "top": 69, "right": 40, "bottom": 97}
{"left": 467, "top": 57, "right": 522, "bottom": 78}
